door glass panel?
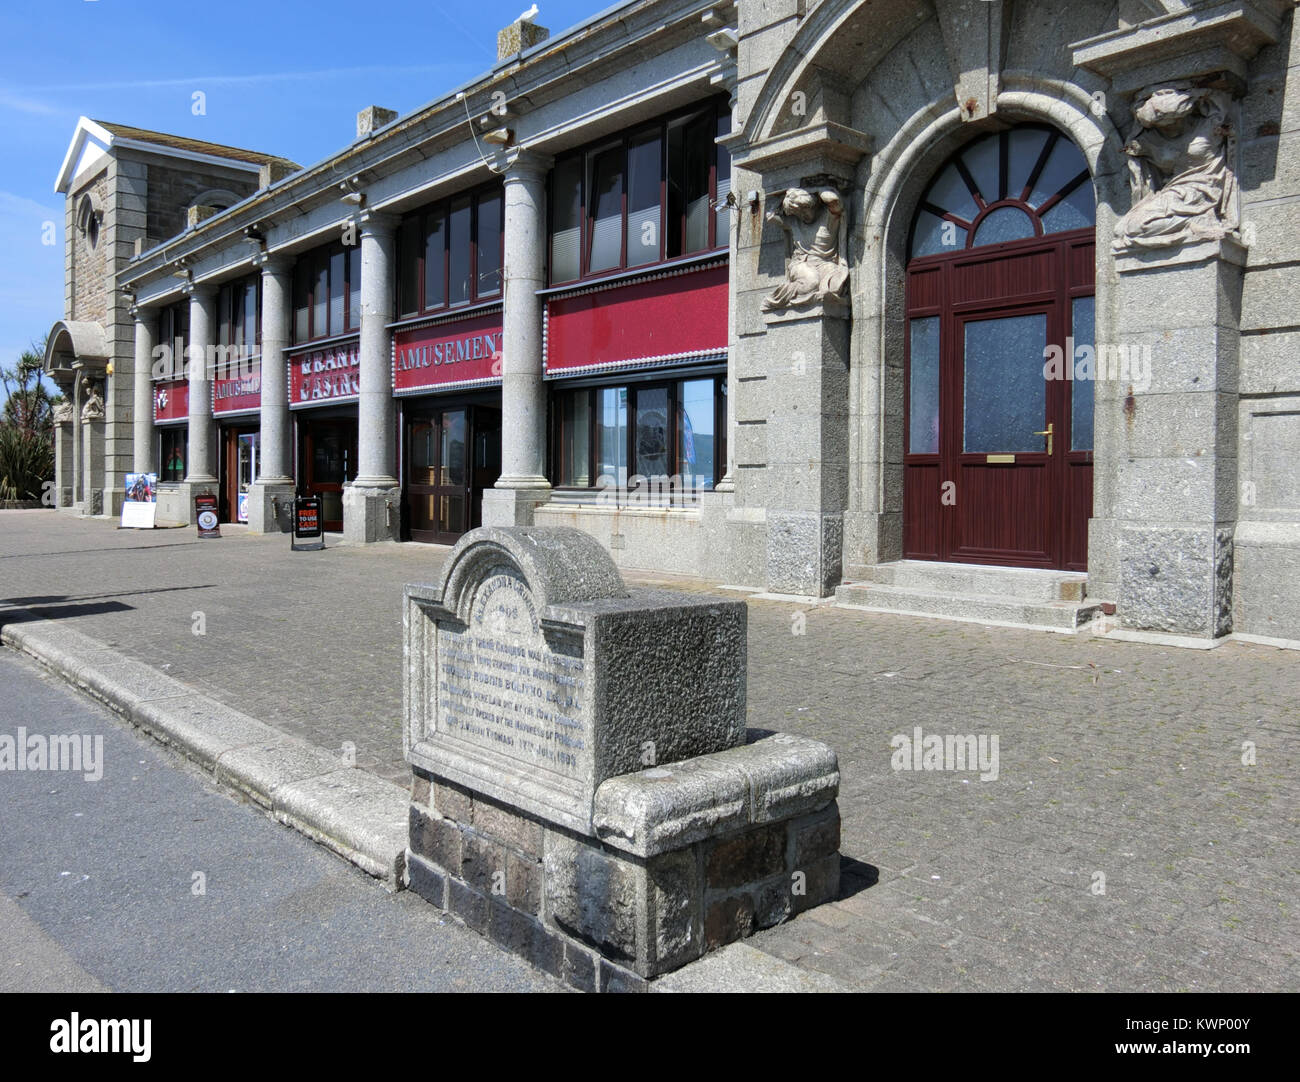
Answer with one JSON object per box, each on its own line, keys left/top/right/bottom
{"left": 908, "top": 317, "right": 940, "bottom": 454}
{"left": 634, "top": 386, "right": 670, "bottom": 481}
{"left": 1071, "top": 296, "right": 1095, "bottom": 451}
{"left": 313, "top": 430, "right": 345, "bottom": 483}
{"left": 440, "top": 411, "right": 467, "bottom": 487}
{"left": 596, "top": 386, "right": 628, "bottom": 487}
{"left": 439, "top": 494, "right": 467, "bottom": 536}
{"left": 321, "top": 491, "right": 342, "bottom": 526}
{"left": 410, "top": 421, "right": 435, "bottom": 484}
{"left": 410, "top": 493, "right": 435, "bottom": 534}
{"left": 963, "top": 313, "right": 1047, "bottom": 453}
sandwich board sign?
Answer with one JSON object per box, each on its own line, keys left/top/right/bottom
{"left": 195, "top": 492, "right": 220, "bottom": 538}
{"left": 292, "top": 495, "right": 324, "bottom": 551}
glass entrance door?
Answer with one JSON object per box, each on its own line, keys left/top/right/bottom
{"left": 236, "top": 433, "right": 259, "bottom": 523}
{"left": 408, "top": 408, "right": 469, "bottom": 544}
{"left": 301, "top": 418, "right": 357, "bottom": 532}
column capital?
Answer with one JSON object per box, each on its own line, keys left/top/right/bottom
{"left": 253, "top": 250, "right": 293, "bottom": 276}
{"left": 182, "top": 280, "right": 218, "bottom": 301}
{"left": 129, "top": 302, "right": 158, "bottom": 322}
{"left": 502, "top": 148, "right": 553, "bottom": 183}
{"left": 358, "top": 210, "right": 400, "bottom": 238}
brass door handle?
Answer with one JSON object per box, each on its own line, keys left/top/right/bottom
{"left": 1033, "top": 422, "right": 1054, "bottom": 455}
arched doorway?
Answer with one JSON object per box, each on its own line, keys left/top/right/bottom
{"left": 903, "top": 125, "right": 1095, "bottom": 570}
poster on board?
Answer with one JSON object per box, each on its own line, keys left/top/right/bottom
{"left": 120, "top": 473, "right": 158, "bottom": 529}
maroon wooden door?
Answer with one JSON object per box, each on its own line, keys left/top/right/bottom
{"left": 904, "top": 233, "right": 1094, "bottom": 570}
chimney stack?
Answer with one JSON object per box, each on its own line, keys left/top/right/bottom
{"left": 357, "top": 105, "right": 399, "bottom": 138}
{"left": 497, "top": 8, "right": 549, "bottom": 60}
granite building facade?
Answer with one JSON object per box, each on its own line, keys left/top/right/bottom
{"left": 44, "top": 0, "right": 1300, "bottom": 645}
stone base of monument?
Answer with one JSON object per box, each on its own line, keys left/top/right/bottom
{"left": 402, "top": 526, "right": 842, "bottom": 991}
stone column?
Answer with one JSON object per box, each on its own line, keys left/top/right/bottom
{"left": 343, "top": 213, "right": 400, "bottom": 543}
{"left": 185, "top": 285, "right": 218, "bottom": 483}
{"left": 131, "top": 306, "right": 156, "bottom": 474}
{"left": 171, "top": 284, "right": 218, "bottom": 526}
{"left": 81, "top": 383, "right": 105, "bottom": 516}
{"left": 69, "top": 376, "right": 83, "bottom": 511}
{"left": 248, "top": 255, "right": 294, "bottom": 534}
{"left": 1112, "top": 239, "right": 1243, "bottom": 638}
{"left": 482, "top": 151, "right": 553, "bottom": 527}
{"left": 53, "top": 410, "right": 74, "bottom": 508}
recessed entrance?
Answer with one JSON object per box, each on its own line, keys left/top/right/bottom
{"left": 299, "top": 416, "right": 357, "bottom": 532}
{"left": 904, "top": 126, "right": 1095, "bottom": 571}
{"left": 404, "top": 404, "right": 501, "bottom": 544}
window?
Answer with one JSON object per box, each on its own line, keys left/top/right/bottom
{"left": 551, "top": 375, "right": 725, "bottom": 501}
{"left": 909, "top": 126, "right": 1093, "bottom": 259}
{"left": 160, "top": 427, "right": 187, "bottom": 482}
{"left": 547, "top": 100, "right": 730, "bottom": 285}
{"left": 396, "top": 186, "right": 504, "bottom": 318}
{"left": 291, "top": 242, "right": 362, "bottom": 344}
{"left": 157, "top": 303, "right": 188, "bottom": 381}
{"left": 217, "top": 276, "right": 261, "bottom": 372}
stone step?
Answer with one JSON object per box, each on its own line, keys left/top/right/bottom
{"left": 835, "top": 582, "right": 1103, "bottom": 632}
{"left": 861, "top": 560, "right": 1088, "bottom": 602}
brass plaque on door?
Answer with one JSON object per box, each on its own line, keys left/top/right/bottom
{"left": 986, "top": 454, "right": 1015, "bottom": 464}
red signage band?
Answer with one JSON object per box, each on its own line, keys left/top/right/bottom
{"left": 153, "top": 379, "right": 189, "bottom": 424}
{"left": 289, "top": 340, "right": 360, "bottom": 408}
{"left": 393, "top": 312, "right": 503, "bottom": 394}
{"left": 213, "top": 369, "right": 262, "bottom": 415}
{"left": 545, "top": 263, "right": 728, "bottom": 375}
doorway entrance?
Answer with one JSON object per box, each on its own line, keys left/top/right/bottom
{"left": 405, "top": 404, "right": 501, "bottom": 544}
{"left": 220, "top": 425, "right": 259, "bottom": 523}
{"left": 299, "top": 415, "right": 357, "bottom": 532}
{"left": 904, "top": 126, "right": 1095, "bottom": 570}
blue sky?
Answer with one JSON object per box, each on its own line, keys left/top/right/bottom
{"left": 0, "top": 0, "right": 602, "bottom": 372}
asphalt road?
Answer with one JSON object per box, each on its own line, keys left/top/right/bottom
{"left": 0, "top": 648, "right": 560, "bottom": 993}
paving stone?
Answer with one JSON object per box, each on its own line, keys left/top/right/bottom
{"left": 3, "top": 513, "right": 1297, "bottom": 992}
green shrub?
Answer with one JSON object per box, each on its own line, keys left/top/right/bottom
{"left": 0, "top": 423, "right": 53, "bottom": 502}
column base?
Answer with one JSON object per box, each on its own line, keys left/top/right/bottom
{"left": 156, "top": 480, "right": 217, "bottom": 528}
{"left": 247, "top": 480, "right": 295, "bottom": 534}
{"left": 343, "top": 484, "right": 401, "bottom": 544}
{"left": 481, "top": 484, "right": 552, "bottom": 527}
{"left": 1119, "top": 523, "right": 1233, "bottom": 638}
{"left": 766, "top": 511, "right": 844, "bottom": 597}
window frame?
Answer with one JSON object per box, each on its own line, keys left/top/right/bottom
{"left": 546, "top": 98, "right": 730, "bottom": 288}
{"left": 548, "top": 372, "right": 727, "bottom": 503}
{"left": 291, "top": 240, "right": 363, "bottom": 345}
{"left": 396, "top": 184, "right": 505, "bottom": 319}
{"left": 217, "top": 274, "right": 262, "bottom": 354}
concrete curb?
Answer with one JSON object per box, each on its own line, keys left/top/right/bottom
{"left": 0, "top": 615, "right": 409, "bottom": 889}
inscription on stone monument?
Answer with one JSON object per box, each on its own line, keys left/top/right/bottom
{"left": 436, "top": 571, "right": 587, "bottom": 779}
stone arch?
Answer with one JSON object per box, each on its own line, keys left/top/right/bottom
{"left": 193, "top": 188, "right": 241, "bottom": 212}
{"left": 844, "top": 79, "right": 1129, "bottom": 576}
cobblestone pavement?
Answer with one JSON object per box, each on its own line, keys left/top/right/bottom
{"left": 2, "top": 509, "right": 1296, "bottom": 992}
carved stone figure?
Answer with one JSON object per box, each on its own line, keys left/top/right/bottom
{"left": 80, "top": 378, "right": 104, "bottom": 422}
{"left": 1113, "top": 84, "right": 1239, "bottom": 253}
{"left": 762, "top": 187, "right": 848, "bottom": 313}
{"left": 52, "top": 401, "right": 73, "bottom": 424}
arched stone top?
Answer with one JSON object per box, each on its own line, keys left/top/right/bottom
{"left": 437, "top": 526, "right": 628, "bottom": 624}
{"left": 193, "top": 188, "right": 241, "bottom": 211}
{"left": 44, "top": 320, "right": 109, "bottom": 378}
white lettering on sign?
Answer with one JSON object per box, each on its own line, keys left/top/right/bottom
{"left": 295, "top": 344, "right": 360, "bottom": 402}
{"left": 396, "top": 332, "right": 502, "bottom": 371}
